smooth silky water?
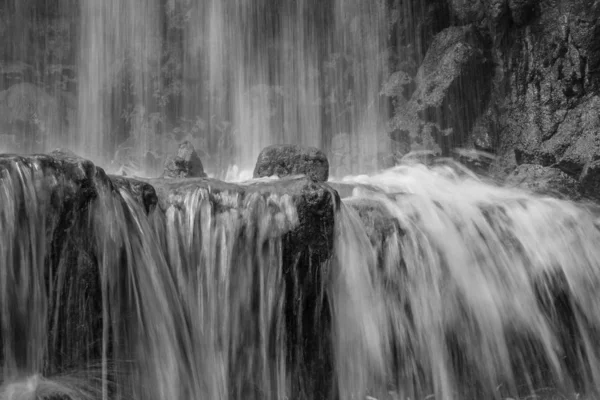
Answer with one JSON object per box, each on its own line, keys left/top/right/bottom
{"left": 2, "top": 154, "right": 600, "bottom": 399}
{"left": 2, "top": 0, "right": 600, "bottom": 399}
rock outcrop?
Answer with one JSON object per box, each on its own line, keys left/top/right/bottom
{"left": 162, "top": 140, "right": 207, "bottom": 179}
{"left": 253, "top": 144, "right": 329, "bottom": 182}
{"left": 0, "top": 149, "right": 338, "bottom": 397}
{"left": 504, "top": 163, "right": 582, "bottom": 199}
{"left": 388, "top": 24, "right": 493, "bottom": 155}
{"left": 388, "top": 0, "right": 600, "bottom": 199}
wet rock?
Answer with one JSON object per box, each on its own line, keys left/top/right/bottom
{"left": 449, "top": 0, "right": 485, "bottom": 23}
{"left": 110, "top": 175, "right": 158, "bottom": 213}
{"left": 486, "top": 1, "right": 600, "bottom": 179}
{"left": 253, "top": 144, "right": 329, "bottom": 182}
{"left": 408, "top": 25, "right": 493, "bottom": 153}
{"left": 346, "top": 198, "right": 401, "bottom": 247}
{"left": 508, "top": 0, "right": 536, "bottom": 26}
{"left": 580, "top": 160, "right": 600, "bottom": 201}
{"left": 504, "top": 164, "right": 582, "bottom": 200}
{"left": 149, "top": 174, "right": 339, "bottom": 398}
{"left": 162, "top": 141, "right": 207, "bottom": 179}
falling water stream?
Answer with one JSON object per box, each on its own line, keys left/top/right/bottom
{"left": 2, "top": 0, "right": 600, "bottom": 399}
{"left": 2, "top": 154, "right": 600, "bottom": 400}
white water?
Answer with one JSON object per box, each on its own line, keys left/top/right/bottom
{"left": 72, "top": 0, "right": 389, "bottom": 173}
{"left": 3, "top": 156, "right": 600, "bottom": 399}
{"left": 332, "top": 162, "right": 600, "bottom": 399}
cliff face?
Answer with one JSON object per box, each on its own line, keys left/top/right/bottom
{"left": 391, "top": 0, "right": 600, "bottom": 200}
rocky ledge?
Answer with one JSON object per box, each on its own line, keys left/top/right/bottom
{"left": 0, "top": 144, "right": 339, "bottom": 397}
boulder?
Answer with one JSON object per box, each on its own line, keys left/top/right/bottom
{"left": 407, "top": 25, "right": 493, "bottom": 153}
{"left": 504, "top": 164, "right": 582, "bottom": 200}
{"left": 162, "top": 141, "right": 207, "bottom": 179}
{"left": 253, "top": 144, "right": 329, "bottom": 182}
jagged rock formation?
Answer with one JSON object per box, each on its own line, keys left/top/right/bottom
{"left": 389, "top": 0, "right": 600, "bottom": 200}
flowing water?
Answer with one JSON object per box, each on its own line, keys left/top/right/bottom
{"left": 0, "top": 0, "right": 389, "bottom": 174}
{"left": 2, "top": 1, "right": 600, "bottom": 399}
{"left": 2, "top": 154, "right": 600, "bottom": 400}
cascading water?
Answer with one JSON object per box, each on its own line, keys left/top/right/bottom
{"left": 3, "top": 1, "right": 600, "bottom": 400}
{"left": 332, "top": 161, "right": 600, "bottom": 399}
{"left": 3, "top": 152, "right": 600, "bottom": 400}
{"left": 0, "top": 0, "right": 389, "bottom": 174}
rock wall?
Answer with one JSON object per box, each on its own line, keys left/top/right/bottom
{"left": 390, "top": 0, "right": 600, "bottom": 200}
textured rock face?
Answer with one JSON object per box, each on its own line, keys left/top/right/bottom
{"left": 505, "top": 164, "right": 582, "bottom": 199}
{"left": 0, "top": 150, "right": 339, "bottom": 396}
{"left": 407, "top": 0, "right": 600, "bottom": 199}
{"left": 163, "top": 141, "right": 207, "bottom": 179}
{"left": 486, "top": 0, "right": 600, "bottom": 197}
{"left": 390, "top": 24, "right": 493, "bottom": 155}
{"left": 253, "top": 144, "right": 329, "bottom": 182}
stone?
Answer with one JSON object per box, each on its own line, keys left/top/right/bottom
{"left": 162, "top": 141, "right": 207, "bottom": 179}
{"left": 408, "top": 25, "right": 493, "bottom": 153}
{"left": 504, "top": 164, "right": 582, "bottom": 200}
{"left": 148, "top": 173, "right": 339, "bottom": 398}
{"left": 580, "top": 160, "right": 600, "bottom": 202}
{"left": 483, "top": 1, "right": 600, "bottom": 180}
{"left": 0, "top": 151, "right": 340, "bottom": 397}
{"left": 253, "top": 144, "right": 329, "bottom": 182}
{"left": 449, "top": 0, "right": 485, "bottom": 23}
{"left": 508, "top": 0, "right": 536, "bottom": 26}
{"left": 110, "top": 175, "right": 158, "bottom": 213}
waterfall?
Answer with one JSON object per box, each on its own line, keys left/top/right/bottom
{"left": 332, "top": 161, "right": 600, "bottom": 399}
{"left": 70, "top": 0, "right": 389, "bottom": 174}
{"left": 2, "top": 154, "right": 600, "bottom": 399}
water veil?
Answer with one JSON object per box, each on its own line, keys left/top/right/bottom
{"left": 3, "top": 152, "right": 600, "bottom": 400}
{"left": 332, "top": 160, "right": 600, "bottom": 399}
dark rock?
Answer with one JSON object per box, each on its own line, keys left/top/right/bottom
{"left": 0, "top": 151, "right": 341, "bottom": 398}
{"left": 408, "top": 25, "right": 493, "bottom": 153}
{"left": 449, "top": 0, "right": 485, "bottom": 23}
{"left": 484, "top": 1, "right": 600, "bottom": 180}
{"left": 346, "top": 198, "right": 401, "bottom": 248}
{"left": 508, "top": 0, "right": 536, "bottom": 26}
{"left": 110, "top": 175, "right": 158, "bottom": 213}
{"left": 253, "top": 144, "right": 329, "bottom": 182}
{"left": 162, "top": 141, "right": 207, "bottom": 179}
{"left": 504, "top": 164, "right": 582, "bottom": 200}
{"left": 580, "top": 160, "right": 600, "bottom": 201}
{"left": 452, "top": 148, "right": 496, "bottom": 174}
{"left": 0, "top": 152, "right": 110, "bottom": 375}
{"left": 148, "top": 174, "right": 339, "bottom": 398}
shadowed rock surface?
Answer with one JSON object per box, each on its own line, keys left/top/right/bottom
{"left": 505, "top": 163, "right": 582, "bottom": 200}
{"left": 162, "top": 141, "right": 207, "bottom": 179}
{"left": 0, "top": 150, "right": 339, "bottom": 398}
{"left": 253, "top": 144, "right": 329, "bottom": 182}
